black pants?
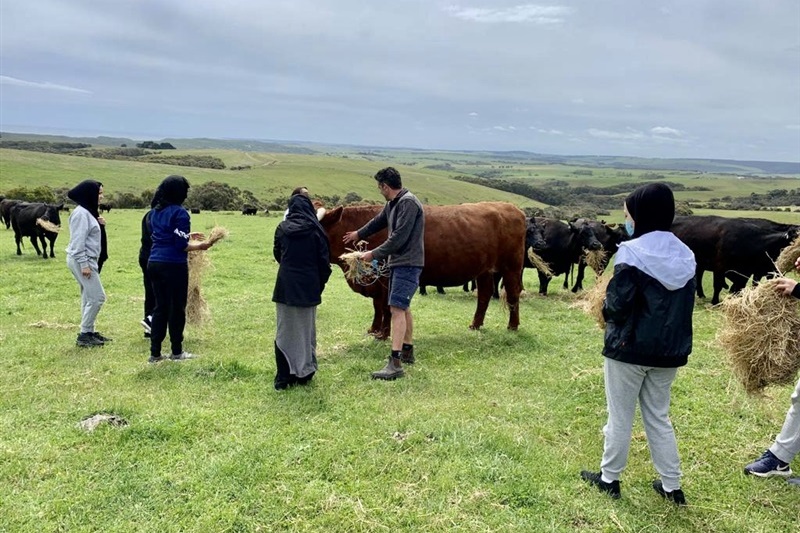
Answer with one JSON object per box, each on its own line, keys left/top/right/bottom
{"left": 148, "top": 261, "right": 188, "bottom": 357}
{"left": 274, "top": 342, "right": 314, "bottom": 390}
{"left": 139, "top": 255, "right": 155, "bottom": 320}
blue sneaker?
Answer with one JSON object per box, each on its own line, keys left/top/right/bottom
{"left": 744, "top": 450, "right": 792, "bottom": 477}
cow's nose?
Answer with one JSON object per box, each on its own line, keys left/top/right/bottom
{"left": 590, "top": 241, "right": 602, "bottom": 250}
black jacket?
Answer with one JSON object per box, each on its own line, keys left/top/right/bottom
{"left": 272, "top": 198, "right": 332, "bottom": 307}
{"left": 602, "top": 263, "right": 696, "bottom": 368}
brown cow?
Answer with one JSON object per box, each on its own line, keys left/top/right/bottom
{"left": 319, "top": 201, "right": 526, "bottom": 334}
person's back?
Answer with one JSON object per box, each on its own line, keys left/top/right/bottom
{"left": 148, "top": 204, "right": 190, "bottom": 264}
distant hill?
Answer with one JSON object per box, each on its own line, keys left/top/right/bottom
{"left": 1, "top": 131, "right": 797, "bottom": 174}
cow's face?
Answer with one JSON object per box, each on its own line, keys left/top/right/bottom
{"left": 44, "top": 204, "right": 62, "bottom": 228}
{"left": 570, "top": 220, "right": 602, "bottom": 251}
{"left": 525, "top": 219, "right": 547, "bottom": 251}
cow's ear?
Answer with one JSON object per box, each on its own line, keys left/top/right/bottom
{"left": 319, "top": 205, "right": 343, "bottom": 227}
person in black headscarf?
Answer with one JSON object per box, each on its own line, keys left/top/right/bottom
{"left": 146, "top": 175, "right": 213, "bottom": 363}
{"left": 272, "top": 187, "right": 332, "bottom": 389}
{"left": 581, "top": 183, "right": 696, "bottom": 505}
{"left": 65, "top": 179, "right": 110, "bottom": 347}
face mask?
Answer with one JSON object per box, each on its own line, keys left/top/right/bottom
{"left": 625, "top": 220, "right": 635, "bottom": 237}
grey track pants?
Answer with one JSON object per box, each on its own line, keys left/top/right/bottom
{"left": 770, "top": 376, "right": 800, "bottom": 464}
{"left": 600, "top": 357, "right": 682, "bottom": 491}
{"left": 67, "top": 256, "right": 106, "bottom": 334}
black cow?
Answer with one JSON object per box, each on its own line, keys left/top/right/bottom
{"left": 571, "top": 220, "right": 629, "bottom": 292}
{"left": 672, "top": 215, "right": 800, "bottom": 305}
{"left": 242, "top": 206, "right": 258, "bottom": 215}
{"left": 99, "top": 203, "right": 113, "bottom": 213}
{"left": 0, "top": 198, "right": 22, "bottom": 229}
{"left": 190, "top": 208, "right": 201, "bottom": 214}
{"left": 533, "top": 217, "right": 602, "bottom": 295}
{"left": 11, "top": 202, "right": 62, "bottom": 258}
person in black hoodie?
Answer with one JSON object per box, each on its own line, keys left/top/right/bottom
{"left": 65, "top": 179, "right": 111, "bottom": 347}
{"left": 743, "top": 256, "right": 800, "bottom": 486}
{"left": 272, "top": 187, "right": 332, "bottom": 390}
{"left": 581, "top": 183, "right": 696, "bottom": 505}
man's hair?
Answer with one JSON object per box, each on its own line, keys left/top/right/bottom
{"left": 374, "top": 167, "right": 402, "bottom": 189}
{"left": 291, "top": 186, "right": 309, "bottom": 197}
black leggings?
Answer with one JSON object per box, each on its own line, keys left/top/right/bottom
{"left": 139, "top": 255, "right": 155, "bottom": 320}
{"left": 148, "top": 261, "right": 188, "bottom": 357}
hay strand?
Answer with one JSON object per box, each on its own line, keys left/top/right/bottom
{"left": 527, "top": 247, "right": 554, "bottom": 278}
{"left": 572, "top": 273, "right": 612, "bottom": 329}
{"left": 718, "top": 278, "right": 800, "bottom": 393}
{"left": 339, "top": 241, "right": 389, "bottom": 285}
{"left": 36, "top": 218, "right": 60, "bottom": 233}
{"left": 584, "top": 249, "right": 608, "bottom": 275}
{"left": 776, "top": 234, "right": 800, "bottom": 274}
{"left": 185, "top": 226, "right": 227, "bottom": 324}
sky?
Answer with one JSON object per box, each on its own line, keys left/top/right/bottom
{"left": 1, "top": 0, "right": 799, "bottom": 162}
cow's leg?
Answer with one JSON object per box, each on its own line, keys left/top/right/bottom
{"left": 38, "top": 234, "right": 49, "bottom": 259}
{"left": 695, "top": 267, "right": 706, "bottom": 299}
{"left": 28, "top": 236, "right": 44, "bottom": 257}
{"left": 492, "top": 272, "right": 502, "bottom": 299}
{"left": 47, "top": 235, "right": 56, "bottom": 258}
{"left": 502, "top": 268, "right": 522, "bottom": 330}
{"left": 538, "top": 270, "right": 551, "bottom": 295}
{"left": 572, "top": 261, "right": 587, "bottom": 293}
{"left": 436, "top": 286, "right": 445, "bottom": 295}
{"left": 470, "top": 273, "right": 494, "bottom": 330}
{"left": 419, "top": 285, "right": 428, "bottom": 296}
{"left": 711, "top": 271, "right": 727, "bottom": 305}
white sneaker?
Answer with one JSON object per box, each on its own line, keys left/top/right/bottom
{"left": 169, "top": 351, "right": 196, "bottom": 361}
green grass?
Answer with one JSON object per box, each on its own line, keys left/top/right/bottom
{"left": 1, "top": 209, "right": 799, "bottom": 532}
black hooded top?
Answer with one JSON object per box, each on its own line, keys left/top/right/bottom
{"left": 624, "top": 182, "right": 675, "bottom": 238}
{"left": 272, "top": 193, "right": 332, "bottom": 306}
{"left": 67, "top": 179, "right": 108, "bottom": 271}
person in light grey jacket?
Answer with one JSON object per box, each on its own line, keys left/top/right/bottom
{"left": 65, "top": 180, "right": 109, "bottom": 347}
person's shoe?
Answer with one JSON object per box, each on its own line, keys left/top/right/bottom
{"left": 652, "top": 479, "right": 686, "bottom": 505}
{"left": 148, "top": 355, "right": 166, "bottom": 364}
{"left": 76, "top": 332, "right": 104, "bottom": 347}
{"left": 580, "top": 470, "right": 621, "bottom": 499}
{"left": 744, "top": 450, "right": 792, "bottom": 477}
{"left": 400, "top": 346, "right": 415, "bottom": 364}
{"left": 140, "top": 316, "right": 152, "bottom": 335}
{"left": 169, "top": 351, "right": 196, "bottom": 361}
{"left": 788, "top": 478, "right": 800, "bottom": 487}
{"left": 91, "top": 332, "right": 113, "bottom": 342}
{"left": 371, "top": 358, "right": 405, "bottom": 380}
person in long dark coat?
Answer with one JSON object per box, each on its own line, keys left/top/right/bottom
{"left": 272, "top": 187, "right": 332, "bottom": 390}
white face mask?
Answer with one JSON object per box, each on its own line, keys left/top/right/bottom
{"left": 625, "top": 219, "right": 635, "bottom": 237}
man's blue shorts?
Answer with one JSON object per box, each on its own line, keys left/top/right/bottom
{"left": 388, "top": 266, "right": 422, "bottom": 310}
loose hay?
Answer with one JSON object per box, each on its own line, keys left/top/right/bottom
{"left": 584, "top": 249, "right": 608, "bottom": 275}
{"left": 339, "top": 241, "right": 389, "bottom": 285}
{"left": 776, "top": 234, "right": 800, "bottom": 274}
{"left": 572, "top": 273, "right": 612, "bottom": 329}
{"left": 186, "top": 226, "right": 228, "bottom": 324}
{"left": 718, "top": 278, "right": 800, "bottom": 393}
{"left": 36, "top": 218, "right": 60, "bottom": 233}
{"left": 527, "top": 247, "right": 554, "bottom": 278}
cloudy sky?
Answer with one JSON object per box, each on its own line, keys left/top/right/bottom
{"left": 2, "top": 0, "right": 799, "bottom": 161}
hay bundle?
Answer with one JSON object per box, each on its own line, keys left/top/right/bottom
{"left": 527, "top": 247, "right": 554, "bottom": 278}
{"left": 584, "top": 249, "right": 608, "bottom": 275}
{"left": 36, "top": 218, "right": 60, "bottom": 233}
{"left": 776, "top": 234, "right": 800, "bottom": 274}
{"left": 718, "top": 278, "right": 800, "bottom": 393}
{"left": 187, "top": 225, "right": 228, "bottom": 324}
{"left": 339, "top": 241, "right": 389, "bottom": 285}
{"left": 572, "top": 273, "right": 612, "bottom": 329}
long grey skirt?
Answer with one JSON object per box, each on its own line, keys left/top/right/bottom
{"left": 275, "top": 303, "right": 318, "bottom": 378}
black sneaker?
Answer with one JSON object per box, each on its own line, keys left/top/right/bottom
{"left": 371, "top": 358, "right": 405, "bottom": 380}
{"left": 140, "top": 316, "right": 152, "bottom": 335}
{"left": 580, "top": 470, "right": 621, "bottom": 499}
{"left": 400, "top": 346, "right": 415, "bottom": 364}
{"left": 148, "top": 355, "right": 166, "bottom": 364}
{"left": 76, "top": 332, "right": 104, "bottom": 347}
{"left": 652, "top": 479, "right": 687, "bottom": 505}
{"left": 91, "top": 332, "right": 113, "bottom": 342}
{"left": 169, "top": 351, "right": 196, "bottom": 361}
{"left": 744, "top": 450, "right": 792, "bottom": 477}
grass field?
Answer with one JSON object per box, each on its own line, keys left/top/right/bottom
{"left": 1, "top": 206, "right": 798, "bottom": 532}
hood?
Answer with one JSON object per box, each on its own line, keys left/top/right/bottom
{"left": 615, "top": 231, "right": 696, "bottom": 291}
{"left": 282, "top": 194, "right": 325, "bottom": 236}
{"left": 67, "top": 180, "right": 102, "bottom": 217}
{"left": 625, "top": 183, "right": 675, "bottom": 238}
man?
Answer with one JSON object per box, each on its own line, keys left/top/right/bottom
{"left": 743, "top": 256, "right": 800, "bottom": 487}
{"left": 343, "top": 167, "right": 425, "bottom": 380}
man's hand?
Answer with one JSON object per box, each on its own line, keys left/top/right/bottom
{"left": 361, "top": 251, "right": 374, "bottom": 262}
{"left": 774, "top": 277, "right": 798, "bottom": 297}
{"left": 343, "top": 231, "right": 359, "bottom": 245}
